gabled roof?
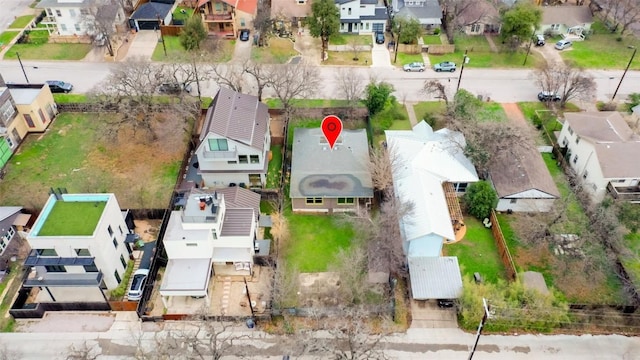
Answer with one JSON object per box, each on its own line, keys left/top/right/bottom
{"left": 395, "top": 0, "right": 442, "bottom": 24}
{"left": 290, "top": 128, "right": 373, "bottom": 198}
{"left": 0, "top": 207, "right": 22, "bottom": 222}
{"left": 386, "top": 121, "right": 479, "bottom": 243}
{"left": 456, "top": 0, "right": 500, "bottom": 26}
{"left": 130, "top": 1, "right": 173, "bottom": 20}
{"left": 361, "top": 8, "right": 388, "bottom": 20}
{"left": 271, "top": 0, "right": 311, "bottom": 17}
{"left": 200, "top": 88, "right": 269, "bottom": 151}
{"left": 234, "top": 0, "right": 258, "bottom": 15}
{"left": 542, "top": 5, "right": 593, "bottom": 27}
{"left": 408, "top": 256, "right": 463, "bottom": 300}
{"left": 220, "top": 208, "right": 255, "bottom": 236}
{"left": 489, "top": 146, "right": 560, "bottom": 198}
{"left": 565, "top": 112, "right": 640, "bottom": 178}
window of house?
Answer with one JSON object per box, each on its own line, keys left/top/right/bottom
{"left": 74, "top": 24, "right": 81, "bottom": 32}
{"left": 108, "top": 225, "right": 113, "bottom": 236}
{"left": 120, "top": 254, "right": 127, "bottom": 269}
{"left": 305, "top": 197, "right": 323, "bottom": 204}
{"left": 37, "top": 249, "right": 58, "bottom": 256}
{"left": 222, "top": 3, "right": 228, "bottom": 11}
{"left": 510, "top": 199, "right": 517, "bottom": 204}
{"left": 209, "top": 138, "right": 228, "bottom": 151}
{"left": 186, "top": 243, "right": 198, "bottom": 247}
{"left": 365, "top": 22, "right": 369, "bottom": 30}
{"left": 240, "top": 18, "right": 245, "bottom": 27}
{"left": 249, "top": 174, "right": 261, "bottom": 185}
{"left": 337, "top": 198, "right": 354, "bottom": 205}
{"left": 114, "top": 270, "right": 121, "bottom": 283}
{"left": 583, "top": 171, "right": 588, "bottom": 179}
{"left": 6, "top": 137, "right": 13, "bottom": 148}
{"left": 23, "top": 114, "right": 35, "bottom": 128}
{"left": 471, "top": 24, "right": 481, "bottom": 33}
{"left": 0, "top": 100, "right": 17, "bottom": 124}
{"left": 83, "top": 264, "right": 99, "bottom": 272}
{"left": 568, "top": 126, "right": 574, "bottom": 135}
{"left": 215, "top": 2, "right": 222, "bottom": 11}
{"left": 573, "top": 154, "right": 578, "bottom": 164}
{"left": 453, "top": 183, "right": 468, "bottom": 192}
{"left": 551, "top": 24, "right": 560, "bottom": 30}
{"left": 56, "top": 9, "right": 62, "bottom": 17}
{"left": 250, "top": 155, "right": 259, "bottom": 163}
{"left": 297, "top": 0, "right": 305, "bottom": 3}
{"left": 69, "top": 9, "right": 76, "bottom": 17}
{"left": 119, "top": 225, "right": 123, "bottom": 235}
{"left": 348, "top": 8, "right": 352, "bottom": 15}
{"left": 575, "top": 135, "right": 580, "bottom": 144}
{"left": 38, "top": 109, "right": 47, "bottom": 124}
{"left": 616, "top": 179, "right": 625, "bottom": 183}
{"left": 238, "top": 155, "right": 248, "bottom": 164}
{"left": 562, "top": 137, "right": 568, "bottom": 146}
{"left": 113, "top": 237, "right": 118, "bottom": 249}
{"left": 80, "top": 9, "right": 89, "bottom": 15}
{"left": 228, "top": 160, "right": 237, "bottom": 164}
{"left": 60, "top": 23, "right": 67, "bottom": 31}
{"left": 45, "top": 265, "right": 66, "bottom": 272}
{"left": 46, "top": 8, "right": 53, "bottom": 16}
{"left": 75, "top": 248, "right": 91, "bottom": 256}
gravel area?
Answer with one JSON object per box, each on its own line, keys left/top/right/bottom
{"left": 15, "top": 312, "right": 116, "bottom": 333}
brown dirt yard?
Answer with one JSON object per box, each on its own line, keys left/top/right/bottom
{"left": 0, "top": 112, "right": 192, "bottom": 210}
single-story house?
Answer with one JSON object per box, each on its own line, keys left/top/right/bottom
{"left": 537, "top": 5, "right": 594, "bottom": 38}
{"left": 456, "top": 0, "right": 501, "bottom": 35}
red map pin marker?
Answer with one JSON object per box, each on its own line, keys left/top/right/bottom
{"left": 321, "top": 115, "right": 343, "bottom": 150}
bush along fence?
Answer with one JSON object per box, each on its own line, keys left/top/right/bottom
{"left": 490, "top": 210, "right": 517, "bottom": 281}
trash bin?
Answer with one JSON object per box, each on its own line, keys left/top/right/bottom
{"left": 245, "top": 318, "right": 255, "bottom": 329}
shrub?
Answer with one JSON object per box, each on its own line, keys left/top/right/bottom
{"left": 422, "top": 111, "right": 437, "bottom": 127}
{"left": 433, "top": 28, "right": 440, "bottom": 35}
{"left": 597, "top": 101, "right": 618, "bottom": 111}
{"left": 463, "top": 180, "right": 498, "bottom": 220}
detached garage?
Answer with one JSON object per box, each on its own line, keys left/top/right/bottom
{"left": 129, "top": 0, "right": 175, "bottom": 30}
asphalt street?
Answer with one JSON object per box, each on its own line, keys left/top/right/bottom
{"left": 0, "top": 60, "right": 638, "bottom": 103}
{"left": 0, "top": 323, "right": 638, "bottom": 359}
{"left": 0, "top": 0, "right": 34, "bottom": 34}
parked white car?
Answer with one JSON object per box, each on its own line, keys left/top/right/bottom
{"left": 554, "top": 39, "right": 572, "bottom": 50}
{"left": 403, "top": 62, "right": 426, "bottom": 72}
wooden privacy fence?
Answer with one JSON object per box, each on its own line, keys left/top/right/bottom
{"left": 490, "top": 210, "right": 517, "bottom": 281}
{"left": 427, "top": 44, "right": 455, "bottom": 54}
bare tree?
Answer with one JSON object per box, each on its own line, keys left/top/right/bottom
{"left": 439, "top": 0, "right": 478, "bottom": 44}
{"left": 368, "top": 145, "right": 399, "bottom": 196}
{"left": 335, "top": 68, "right": 364, "bottom": 114}
{"left": 209, "top": 63, "right": 246, "bottom": 93}
{"left": 599, "top": 0, "right": 640, "bottom": 34}
{"left": 422, "top": 79, "right": 449, "bottom": 104}
{"left": 90, "top": 57, "right": 200, "bottom": 142}
{"left": 267, "top": 63, "right": 320, "bottom": 123}
{"left": 370, "top": 193, "right": 413, "bottom": 278}
{"left": 534, "top": 62, "right": 597, "bottom": 108}
{"left": 243, "top": 61, "right": 272, "bottom": 102}
{"left": 327, "top": 245, "right": 371, "bottom": 305}
{"left": 66, "top": 341, "right": 99, "bottom": 360}
{"left": 82, "top": 0, "right": 125, "bottom": 57}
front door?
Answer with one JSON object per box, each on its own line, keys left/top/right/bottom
{"left": 348, "top": 23, "right": 352, "bottom": 32}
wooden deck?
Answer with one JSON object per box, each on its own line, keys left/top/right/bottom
{"left": 443, "top": 182, "right": 466, "bottom": 242}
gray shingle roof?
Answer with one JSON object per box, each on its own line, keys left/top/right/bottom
{"left": 37, "top": 0, "right": 95, "bottom": 8}
{"left": 200, "top": 88, "right": 269, "bottom": 151}
{"left": 361, "top": 7, "right": 388, "bottom": 20}
{"left": 408, "top": 256, "right": 463, "bottom": 300}
{"left": 489, "top": 145, "right": 560, "bottom": 198}
{"left": 216, "top": 186, "right": 260, "bottom": 217}
{"left": 130, "top": 1, "right": 173, "bottom": 20}
{"left": 542, "top": 5, "right": 593, "bottom": 27}
{"left": 395, "top": 0, "right": 442, "bottom": 22}
{"left": 290, "top": 128, "right": 373, "bottom": 198}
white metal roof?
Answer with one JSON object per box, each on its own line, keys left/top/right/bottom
{"left": 408, "top": 256, "right": 463, "bottom": 300}
{"left": 160, "top": 258, "right": 211, "bottom": 297}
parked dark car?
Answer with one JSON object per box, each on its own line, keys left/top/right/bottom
{"left": 375, "top": 32, "right": 385, "bottom": 44}
{"left": 45, "top": 80, "right": 73, "bottom": 93}
{"left": 128, "top": 268, "right": 149, "bottom": 301}
{"left": 534, "top": 34, "right": 545, "bottom": 46}
{"left": 437, "top": 299, "right": 456, "bottom": 308}
{"left": 239, "top": 29, "right": 250, "bottom": 42}
{"left": 537, "top": 91, "right": 561, "bottom": 102}
{"left": 158, "top": 82, "right": 192, "bottom": 94}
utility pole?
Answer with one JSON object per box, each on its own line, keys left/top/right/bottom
{"left": 456, "top": 49, "right": 469, "bottom": 92}
{"left": 16, "top": 52, "right": 29, "bottom": 83}
{"left": 394, "top": 21, "right": 402, "bottom": 64}
{"left": 468, "top": 298, "right": 491, "bottom": 360}
{"left": 523, "top": 28, "right": 536, "bottom": 66}
{"left": 611, "top": 46, "right": 636, "bottom": 101}
{"left": 157, "top": 14, "right": 167, "bottom": 56}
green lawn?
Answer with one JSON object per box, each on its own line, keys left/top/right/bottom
{"left": 53, "top": 94, "right": 88, "bottom": 103}
{"left": 172, "top": 6, "right": 194, "bottom": 24}
{"left": 8, "top": 15, "right": 35, "bottom": 29}
{"left": 561, "top": 22, "right": 640, "bottom": 69}
{"left": 4, "top": 31, "right": 91, "bottom": 60}
{"left": 266, "top": 145, "right": 282, "bottom": 189}
{"left": 422, "top": 35, "right": 442, "bottom": 45}
{"left": 0, "top": 31, "right": 19, "bottom": 46}
{"left": 371, "top": 102, "right": 410, "bottom": 145}
{"left": 443, "top": 217, "right": 507, "bottom": 283}
{"left": 329, "top": 34, "right": 372, "bottom": 46}
{"left": 152, "top": 36, "right": 184, "bottom": 61}
{"left": 38, "top": 201, "right": 106, "bottom": 236}
{"left": 413, "top": 101, "right": 447, "bottom": 128}
{"left": 429, "top": 34, "right": 544, "bottom": 68}
{"left": 284, "top": 213, "right": 355, "bottom": 272}
{"left": 478, "top": 102, "right": 508, "bottom": 122}
{"left": 393, "top": 52, "right": 423, "bottom": 65}
{"left": 324, "top": 50, "right": 372, "bottom": 66}
{"left": 252, "top": 38, "right": 297, "bottom": 64}
{"left": 622, "top": 232, "right": 640, "bottom": 286}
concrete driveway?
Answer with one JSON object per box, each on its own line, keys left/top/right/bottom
{"left": 533, "top": 42, "right": 565, "bottom": 65}
{"left": 371, "top": 42, "right": 392, "bottom": 68}
{"left": 122, "top": 30, "right": 159, "bottom": 61}
{"left": 231, "top": 37, "right": 252, "bottom": 63}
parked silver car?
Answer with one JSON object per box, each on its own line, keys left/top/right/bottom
{"left": 554, "top": 39, "right": 572, "bottom": 50}
{"left": 403, "top": 62, "right": 425, "bottom": 72}
{"left": 128, "top": 268, "right": 149, "bottom": 301}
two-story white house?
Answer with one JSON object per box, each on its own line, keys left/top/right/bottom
{"left": 37, "top": 0, "right": 125, "bottom": 37}
{"left": 335, "top": 0, "right": 388, "bottom": 34}
{"left": 159, "top": 187, "right": 260, "bottom": 307}
{"left": 21, "top": 193, "right": 133, "bottom": 305}
{"left": 558, "top": 112, "right": 640, "bottom": 203}
{"left": 195, "top": 88, "right": 271, "bottom": 189}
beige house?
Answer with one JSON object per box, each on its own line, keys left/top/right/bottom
{"left": 537, "top": 5, "right": 594, "bottom": 39}
{"left": 0, "top": 83, "right": 56, "bottom": 169}
{"left": 271, "top": 0, "right": 311, "bottom": 24}
{"left": 197, "top": 0, "right": 257, "bottom": 38}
